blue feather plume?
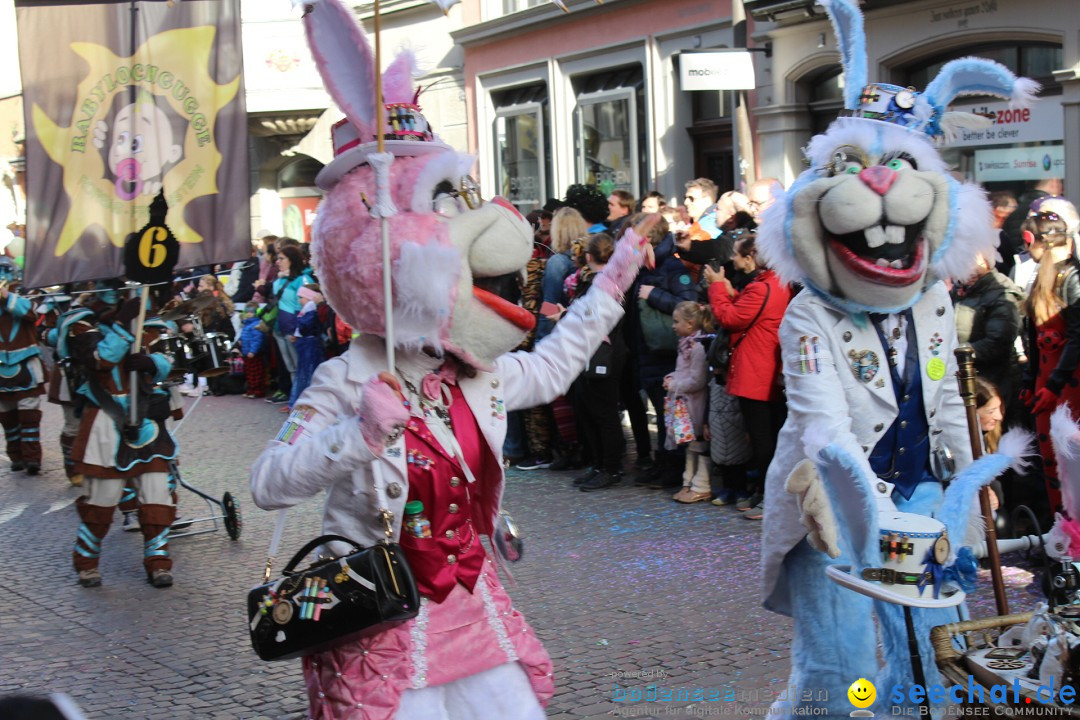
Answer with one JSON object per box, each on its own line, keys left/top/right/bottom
{"left": 819, "top": 0, "right": 868, "bottom": 110}
{"left": 923, "top": 57, "right": 1041, "bottom": 114}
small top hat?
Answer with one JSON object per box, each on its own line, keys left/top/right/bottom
{"left": 828, "top": 510, "right": 964, "bottom": 609}
{"left": 316, "top": 103, "right": 451, "bottom": 191}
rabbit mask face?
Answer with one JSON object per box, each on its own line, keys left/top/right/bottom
{"left": 303, "top": 0, "right": 534, "bottom": 370}
{"left": 753, "top": 0, "right": 1037, "bottom": 315}
{"left": 311, "top": 149, "right": 534, "bottom": 371}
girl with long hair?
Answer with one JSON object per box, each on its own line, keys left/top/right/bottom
{"left": 1022, "top": 204, "right": 1080, "bottom": 513}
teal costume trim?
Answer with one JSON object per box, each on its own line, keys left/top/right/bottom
{"left": 97, "top": 324, "right": 134, "bottom": 365}
{"left": 144, "top": 528, "right": 170, "bottom": 558}
{"left": 149, "top": 353, "right": 172, "bottom": 383}
{"left": 55, "top": 308, "right": 96, "bottom": 360}
{"left": 75, "top": 524, "right": 102, "bottom": 558}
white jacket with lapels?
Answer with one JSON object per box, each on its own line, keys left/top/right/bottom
{"left": 760, "top": 281, "right": 974, "bottom": 616}
{"left": 250, "top": 289, "right": 623, "bottom": 546}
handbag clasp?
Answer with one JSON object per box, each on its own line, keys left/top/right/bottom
{"left": 379, "top": 508, "right": 394, "bottom": 541}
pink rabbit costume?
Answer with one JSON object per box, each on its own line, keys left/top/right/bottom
{"left": 249, "top": 2, "right": 651, "bottom": 718}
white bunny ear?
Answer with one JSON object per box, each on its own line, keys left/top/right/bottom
{"left": 818, "top": 0, "right": 867, "bottom": 110}
{"left": 304, "top": 0, "right": 376, "bottom": 139}
{"left": 923, "top": 57, "right": 1041, "bottom": 112}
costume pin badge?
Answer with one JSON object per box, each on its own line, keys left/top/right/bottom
{"left": 926, "top": 332, "right": 946, "bottom": 381}
{"left": 848, "top": 349, "right": 880, "bottom": 383}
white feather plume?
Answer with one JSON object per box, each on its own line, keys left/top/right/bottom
{"left": 939, "top": 112, "right": 993, "bottom": 144}
{"left": 1050, "top": 404, "right": 1080, "bottom": 522}
{"left": 996, "top": 427, "right": 1036, "bottom": 476}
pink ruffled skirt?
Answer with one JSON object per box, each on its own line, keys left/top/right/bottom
{"left": 302, "top": 558, "right": 554, "bottom": 720}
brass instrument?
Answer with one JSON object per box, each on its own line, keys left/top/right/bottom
{"left": 954, "top": 345, "right": 1009, "bottom": 615}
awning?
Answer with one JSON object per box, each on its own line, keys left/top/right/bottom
{"left": 285, "top": 107, "right": 342, "bottom": 166}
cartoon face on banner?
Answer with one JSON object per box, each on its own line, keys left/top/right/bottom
{"left": 30, "top": 26, "right": 239, "bottom": 258}
{"left": 94, "top": 89, "right": 184, "bottom": 201}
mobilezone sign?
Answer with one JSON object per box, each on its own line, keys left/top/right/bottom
{"left": 680, "top": 50, "right": 756, "bottom": 91}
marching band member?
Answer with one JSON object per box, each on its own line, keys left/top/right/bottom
{"left": 38, "top": 291, "right": 82, "bottom": 486}
{"left": 57, "top": 285, "right": 180, "bottom": 588}
{"left": 0, "top": 257, "right": 47, "bottom": 475}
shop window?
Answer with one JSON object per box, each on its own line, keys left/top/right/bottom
{"left": 572, "top": 65, "right": 647, "bottom": 198}
{"left": 692, "top": 90, "right": 734, "bottom": 122}
{"left": 492, "top": 84, "right": 549, "bottom": 212}
{"left": 903, "top": 43, "right": 1063, "bottom": 95}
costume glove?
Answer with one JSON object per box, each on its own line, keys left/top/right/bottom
{"left": 1031, "top": 387, "right": 1060, "bottom": 415}
{"left": 784, "top": 459, "right": 840, "bottom": 558}
{"left": 592, "top": 217, "right": 658, "bottom": 301}
{"left": 123, "top": 353, "right": 158, "bottom": 374}
{"left": 113, "top": 297, "right": 143, "bottom": 327}
{"left": 357, "top": 372, "right": 410, "bottom": 456}
{"left": 1018, "top": 388, "right": 1034, "bottom": 407}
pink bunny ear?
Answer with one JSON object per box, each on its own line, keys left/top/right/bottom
{"left": 304, "top": 0, "right": 375, "bottom": 139}
{"left": 383, "top": 50, "right": 418, "bottom": 105}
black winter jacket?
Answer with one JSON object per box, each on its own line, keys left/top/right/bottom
{"left": 951, "top": 270, "right": 1023, "bottom": 390}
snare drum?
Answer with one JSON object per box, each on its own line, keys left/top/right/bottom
{"left": 191, "top": 333, "right": 231, "bottom": 378}
{"left": 150, "top": 334, "right": 192, "bottom": 382}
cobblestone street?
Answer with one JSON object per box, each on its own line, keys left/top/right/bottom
{"left": 0, "top": 395, "right": 1039, "bottom": 719}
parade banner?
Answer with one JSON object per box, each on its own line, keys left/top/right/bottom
{"left": 15, "top": 0, "right": 248, "bottom": 288}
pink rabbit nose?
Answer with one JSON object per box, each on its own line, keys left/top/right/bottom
{"left": 859, "top": 165, "right": 898, "bottom": 196}
{"left": 491, "top": 196, "right": 524, "bottom": 221}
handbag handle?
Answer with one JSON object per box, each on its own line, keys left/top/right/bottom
{"left": 730, "top": 281, "right": 772, "bottom": 351}
{"left": 281, "top": 534, "right": 364, "bottom": 575}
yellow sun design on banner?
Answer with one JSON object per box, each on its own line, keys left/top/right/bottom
{"left": 31, "top": 26, "right": 239, "bottom": 257}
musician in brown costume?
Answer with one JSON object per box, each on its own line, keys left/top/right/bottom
{"left": 57, "top": 287, "right": 179, "bottom": 588}
{"left": 0, "top": 257, "right": 47, "bottom": 475}
{"left": 38, "top": 292, "right": 83, "bottom": 486}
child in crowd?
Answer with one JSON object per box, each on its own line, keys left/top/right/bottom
{"left": 287, "top": 284, "right": 328, "bottom": 411}
{"left": 238, "top": 302, "right": 268, "bottom": 398}
{"left": 666, "top": 301, "right": 712, "bottom": 503}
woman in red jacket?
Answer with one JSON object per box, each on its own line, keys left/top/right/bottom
{"left": 704, "top": 234, "right": 791, "bottom": 519}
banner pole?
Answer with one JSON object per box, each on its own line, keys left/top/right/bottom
{"left": 128, "top": 285, "right": 149, "bottom": 426}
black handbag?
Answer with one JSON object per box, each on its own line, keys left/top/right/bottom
{"left": 247, "top": 529, "right": 420, "bottom": 662}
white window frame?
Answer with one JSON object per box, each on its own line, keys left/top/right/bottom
{"left": 493, "top": 101, "right": 546, "bottom": 211}
{"left": 573, "top": 86, "right": 639, "bottom": 199}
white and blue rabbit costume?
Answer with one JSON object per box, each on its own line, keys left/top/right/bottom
{"left": 756, "top": 0, "right": 1037, "bottom": 714}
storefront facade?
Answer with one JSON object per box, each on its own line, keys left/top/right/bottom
{"left": 750, "top": 0, "right": 1080, "bottom": 204}
{"left": 454, "top": 0, "right": 748, "bottom": 212}
{"left": 243, "top": 0, "right": 467, "bottom": 239}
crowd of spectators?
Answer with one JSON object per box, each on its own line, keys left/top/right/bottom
{"left": 163, "top": 175, "right": 1076, "bottom": 536}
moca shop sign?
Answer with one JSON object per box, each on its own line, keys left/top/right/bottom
{"left": 680, "top": 51, "right": 755, "bottom": 91}
{"left": 948, "top": 99, "right": 1063, "bottom": 148}
{"left": 974, "top": 145, "right": 1064, "bottom": 183}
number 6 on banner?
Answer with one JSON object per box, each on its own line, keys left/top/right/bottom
{"left": 139, "top": 226, "right": 170, "bottom": 269}
{"left": 124, "top": 190, "right": 180, "bottom": 284}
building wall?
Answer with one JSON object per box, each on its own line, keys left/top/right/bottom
{"left": 755, "top": 0, "right": 1079, "bottom": 202}
{"left": 456, "top": 0, "right": 745, "bottom": 208}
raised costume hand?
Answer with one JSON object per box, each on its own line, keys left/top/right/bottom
{"left": 592, "top": 216, "right": 658, "bottom": 301}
